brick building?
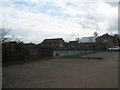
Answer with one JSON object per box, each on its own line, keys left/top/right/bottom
{"left": 40, "top": 38, "right": 65, "bottom": 50}
{"left": 95, "top": 33, "right": 118, "bottom": 50}
{"left": 78, "top": 42, "right": 95, "bottom": 50}
{"left": 68, "top": 41, "right": 78, "bottom": 50}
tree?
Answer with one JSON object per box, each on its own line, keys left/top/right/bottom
{"left": 94, "top": 32, "right": 99, "bottom": 38}
{"left": 0, "top": 28, "right": 20, "bottom": 43}
{"left": 75, "top": 38, "right": 80, "bottom": 42}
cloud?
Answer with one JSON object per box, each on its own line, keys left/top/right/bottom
{"left": 0, "top": 0, "right": 118, "bottom": 43}
{"left": 61, "top": 2, "right": 118, "bottom": 32}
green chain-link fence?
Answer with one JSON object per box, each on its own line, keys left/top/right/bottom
{"left": 53, "top": 50, "right": 94, "bottom": 57}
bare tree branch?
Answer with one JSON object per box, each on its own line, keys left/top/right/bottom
{"left": 0, "top": 28, "right": 20, "bottom": 43}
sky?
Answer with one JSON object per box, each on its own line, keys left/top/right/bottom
{"left": 0, "top": 0, "right": 119, "bottom": 43}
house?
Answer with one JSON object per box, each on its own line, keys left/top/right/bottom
{"left": 67, "top": 40, "right": 95, "bottom": 50}
{"left": 69, "top": 41, "right": 78, "bottom": 47}
{"left": 68, "top": 41, "right": 79, "bottom": 50}
{"left": 78, "top": 42, "right": 95, "bottom": 50}
{"left": 95, "top": 33, "right": 117, "bottom": 50}
{"left": 40, "top": 38, "right": 65, "bottom": 50}
{"left": 79, "top": 37, "right": 96, "bottom": 43}
{"left": 77, "top": 36, "right": 97, "bottom": 50}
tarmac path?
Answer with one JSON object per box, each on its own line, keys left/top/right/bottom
{"left": 3, "top": 51, "right": 118, "bottom": 88}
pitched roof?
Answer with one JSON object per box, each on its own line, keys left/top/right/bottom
{"left": 41, "top": 38, "right": 64, "bottom": 44}
{"left": 79, "top": 37, "right": 96, "bottom": 43}
{"left": 96, "top": 33, "right": 113, "bottom": 39}
{"left": 69, "top": 41, "right": 78, "bottom": 44}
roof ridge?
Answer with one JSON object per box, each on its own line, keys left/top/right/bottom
{"left": 45, "top": 38, "right": 63, "bottom": 40}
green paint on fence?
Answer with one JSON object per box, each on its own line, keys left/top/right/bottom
{"left": 53, "top": 50, "right": 94, "bottom": 57}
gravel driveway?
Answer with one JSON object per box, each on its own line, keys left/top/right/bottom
{"left": 2, "top": 51, "right": 118, "bottom": 88}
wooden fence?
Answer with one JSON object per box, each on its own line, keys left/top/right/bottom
{"left": 2, "top": 42, "right": 53, "bottom": 63}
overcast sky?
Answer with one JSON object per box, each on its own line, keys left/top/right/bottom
{"left": 0, "top": 0, "right": 119, "bottom": 43}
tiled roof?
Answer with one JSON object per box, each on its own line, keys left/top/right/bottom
{"left": 41, "top": 38, "right": 64, "bottom": 44}
{"left": 69, "top": 41, "right": 78, "bottom": 44}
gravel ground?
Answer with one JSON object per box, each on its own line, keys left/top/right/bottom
{"left": 2, "top": 51, "right": 118, "bottom": 88}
